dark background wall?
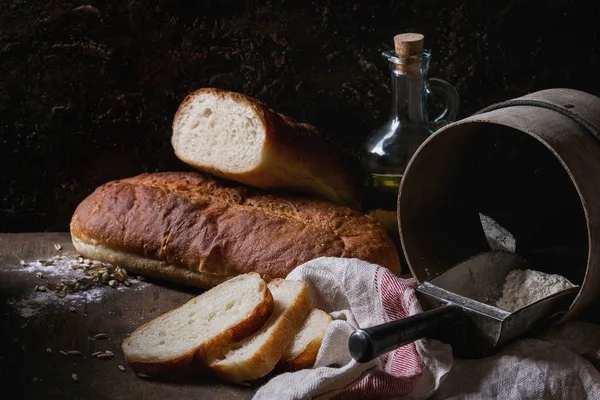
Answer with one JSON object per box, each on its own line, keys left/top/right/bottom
{"left": 1, "top": 0, "right": 598, "bottom": 232}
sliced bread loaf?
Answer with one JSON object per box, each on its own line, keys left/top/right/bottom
{"left": 171, "top": 88, "right": 363, "bottom": 209}
{"left": 208, "top": 278, "right": 312, "bottom": 383}
{"left": 278, "top": 308, "right": 333, "bottom": 371}
{"left": 121, "top": 273, "right": 273, "bottom": 376}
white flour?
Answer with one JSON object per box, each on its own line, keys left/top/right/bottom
{"left": 7, "top": 253, "right": 149, "bottom": 320}
{"left": 496, "top": 269, "right": 578, "bottom": 312}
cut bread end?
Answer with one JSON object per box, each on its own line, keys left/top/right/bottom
{"left": 122, "top": 272, "right": 273, "bottom": 376}
{"left": 208, "top": 279, "right": 312, "bottom": 383}
{"left": 278, "top": 308, "right": 333, "bottom": 371}
{"left": 172, "top": 88, "right": 266, "bottom": 174}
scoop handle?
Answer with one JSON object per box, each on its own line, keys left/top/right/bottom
{"left": 348, "top": 305, "right": 463, "bottom": 363}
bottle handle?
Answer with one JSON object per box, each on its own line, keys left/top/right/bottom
{"left": 427, "top": 78, "right": 460, "bottom": 128}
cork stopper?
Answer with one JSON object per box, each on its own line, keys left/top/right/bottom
{"left": 393, "top": 33, "right": 425, "bottom": 75}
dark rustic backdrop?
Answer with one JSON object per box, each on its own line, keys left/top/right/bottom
{"left": 1, "top": 0, "right": 598, "bottom": 232}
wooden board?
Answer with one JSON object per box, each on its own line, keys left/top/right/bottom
{"left": 0, "top": 233, "right": 256, "bottom": 400}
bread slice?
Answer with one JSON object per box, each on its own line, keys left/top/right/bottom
{"left": 171, "top": 88, "right": 363, "bottom": 209}
{"left": 121, "top": 273, "right": 273, "bottom": 376}
{"left": 208, "top": 279, "right": 312, "bottom": 383}
{"left": 278, "top": 308, "right": 333, "bottom": 371}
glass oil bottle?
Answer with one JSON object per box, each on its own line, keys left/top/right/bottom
{"left": 362, "top": 33, "right": 460, "bottom": 272}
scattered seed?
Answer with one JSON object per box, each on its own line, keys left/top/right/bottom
{"left": 26, "top": 299, "right": 37, "bottom": 305}
{"left": 93, "top": 333, "right": 109, "bottom": 340}
{"left": 104, "top": 350, "right": 114, "bottom": 356}
{"left": 83, "top": 259, "right": 91, "bottom": 265}
{"left": 63, "top": 279, "right": 77, "bottom": 287}
{"left": 137, "top": 373, "right": 152, "bottom": 378}
{"left": 108, "top": 280, "right": 119, "bottom": 288}
{"left": 101, "top": 272, "right": 110, "bottom": 283}
{"left": 96, "top": 353, "right": 113, "bottom": 360}
{"left": 46, "top": 348, "right": 52, "bottom": 354}
{"left": 77, "top": 256, "right": 84, "bottom": 263}
{"left": 54, "top": 243, "right": 62, "bottom": 251}
{"left": 67, "top": 350, "right": 81, "bottom": 355}
{"left": 37, "top": 286, "right": 47, "bottom": 292}
{"left": 69, "top": 306, "right": 76, "bottom": 313}
{"left": 35, "top": 272, "right": 44, "bottom": 279}
{"left": 118, "top": 364, "right": 126, "bottom": 372}
{"left": 136, "top": 275, "right": 145, "bottom": 281}
{"left": 59, "top": 350, "right": 68, "bottom": 356}
{"left": 70, "top": 264, "right": 81, "bottom": 270}
{"left": 71, "top": 373, "right": 78, "bottom": 382}
{"left": 91, "top": 351, "right": 103, "bottom": 357}
{"left": 123, "top": 280, "right": 131, "bottom": 287}
{"left": 19, "top": 260, "right": 27, "bottom": 266}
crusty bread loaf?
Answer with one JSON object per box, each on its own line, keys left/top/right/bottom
{"left": 278, "top": 308, "right": 332, "bottom": 371}
{"left": 121, "top": 273, "right": 273, "bottom": 376}
{"left": 70, "top": 172, "right": 401, "bottom": 288}
{"left": 171, "top": 88, "right": 362, "bottom": 209}
{"left": 208, "top": 279, "right": 312, "bottom": 383}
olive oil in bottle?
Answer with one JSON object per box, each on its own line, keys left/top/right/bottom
{"left": 361, "top": 33, "right": 459, "bottom": 272}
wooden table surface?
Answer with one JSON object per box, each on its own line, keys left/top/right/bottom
{"left": 0, "top": 233, "right": 256, "bottom": 400}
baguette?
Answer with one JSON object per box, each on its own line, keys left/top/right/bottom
{"left": 208, "top": 279, "right": 312, "bottom": 383}
{"left": 278, "top": 308, "right": 333, "bottom": 371}
{"left": 121, "top": 273, "right": 273, "bottom": 376}
{"left": 171, "top": 88, "right": 362, "bottom": 209}
{"left": 70, "top": 172, "right": 401, "bottom": 289}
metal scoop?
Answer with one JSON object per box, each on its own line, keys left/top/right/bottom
{"left": 349, "top": 250, "right": 580, "bottom": 361}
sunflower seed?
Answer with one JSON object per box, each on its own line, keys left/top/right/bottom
{"left": 54, "top": 243, "right": 62, "bottom": 251}
{"left": 118, "top": 364, "right": 126, "bottom": 372}
{"left": 101, "top": 272, "right": 110, "bottom": 283}
{"left": 136, "top": 275, "right": 145, "bottom": 281}
{"left": 137, "top": 373, "right": 152, "bottom": 378}
{"left": 123, "top": 280, "right": 131, "bottom": 287}
{"left": 71, "top": 373, "right": 78, "bottom": 382}
{"left": 108, "top": 280, "right": 119, "bottom": 288}
{"left": 59, "top": 350, "right": 68, "bottom": 356}
{"left": 93, "top": 333, "right": 109, "bottom": 340}
{"left": 19, "top": 260, "right": 27, "bottom": 266}
{"left": 37, "top": 286, "right": 47, "bottom": 292}
{"left": 104, "top": 350, "right": 114, "bottom": 356}
{"left": 35, "top": 272, "right": 44, "bottom": 279}
{"left": 46, "top": 348, "right": 52, "bottom": 354}
{"left": 91, "top": 351, "right": 103, "bottom": 357}
{"left": 83, "top": 259, "right": 91, "bottom": 265}
{"left": 96, "top": 353, "right": 113, "bottom": 360}
{"left": 69, "top": 306, "right": 76, "bottom": 313}
{"left": 67, "top": 350, "right": 81, "bottom": 355}
{"left": 77, "top": 256, "right": 84, "bottom": 263}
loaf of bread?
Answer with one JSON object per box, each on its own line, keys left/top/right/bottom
{"left": 171, "top": 88, "right": 363, "bottom": 209}
{"left": 122, "top": 273, "right": 273, "bottom": 376}
{"left": 208, "top": 279, "right": 312, "bottom": 383}
{"left": 70, "top": 172, "right": 400, "bottom": 289}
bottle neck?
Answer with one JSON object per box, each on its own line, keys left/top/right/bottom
{"left": 390, "top": 70, "right": 428, "bottom": 123}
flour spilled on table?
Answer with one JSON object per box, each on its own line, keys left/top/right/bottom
{"left": 7, "top": 251, "right": 149, "bottom": 320}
